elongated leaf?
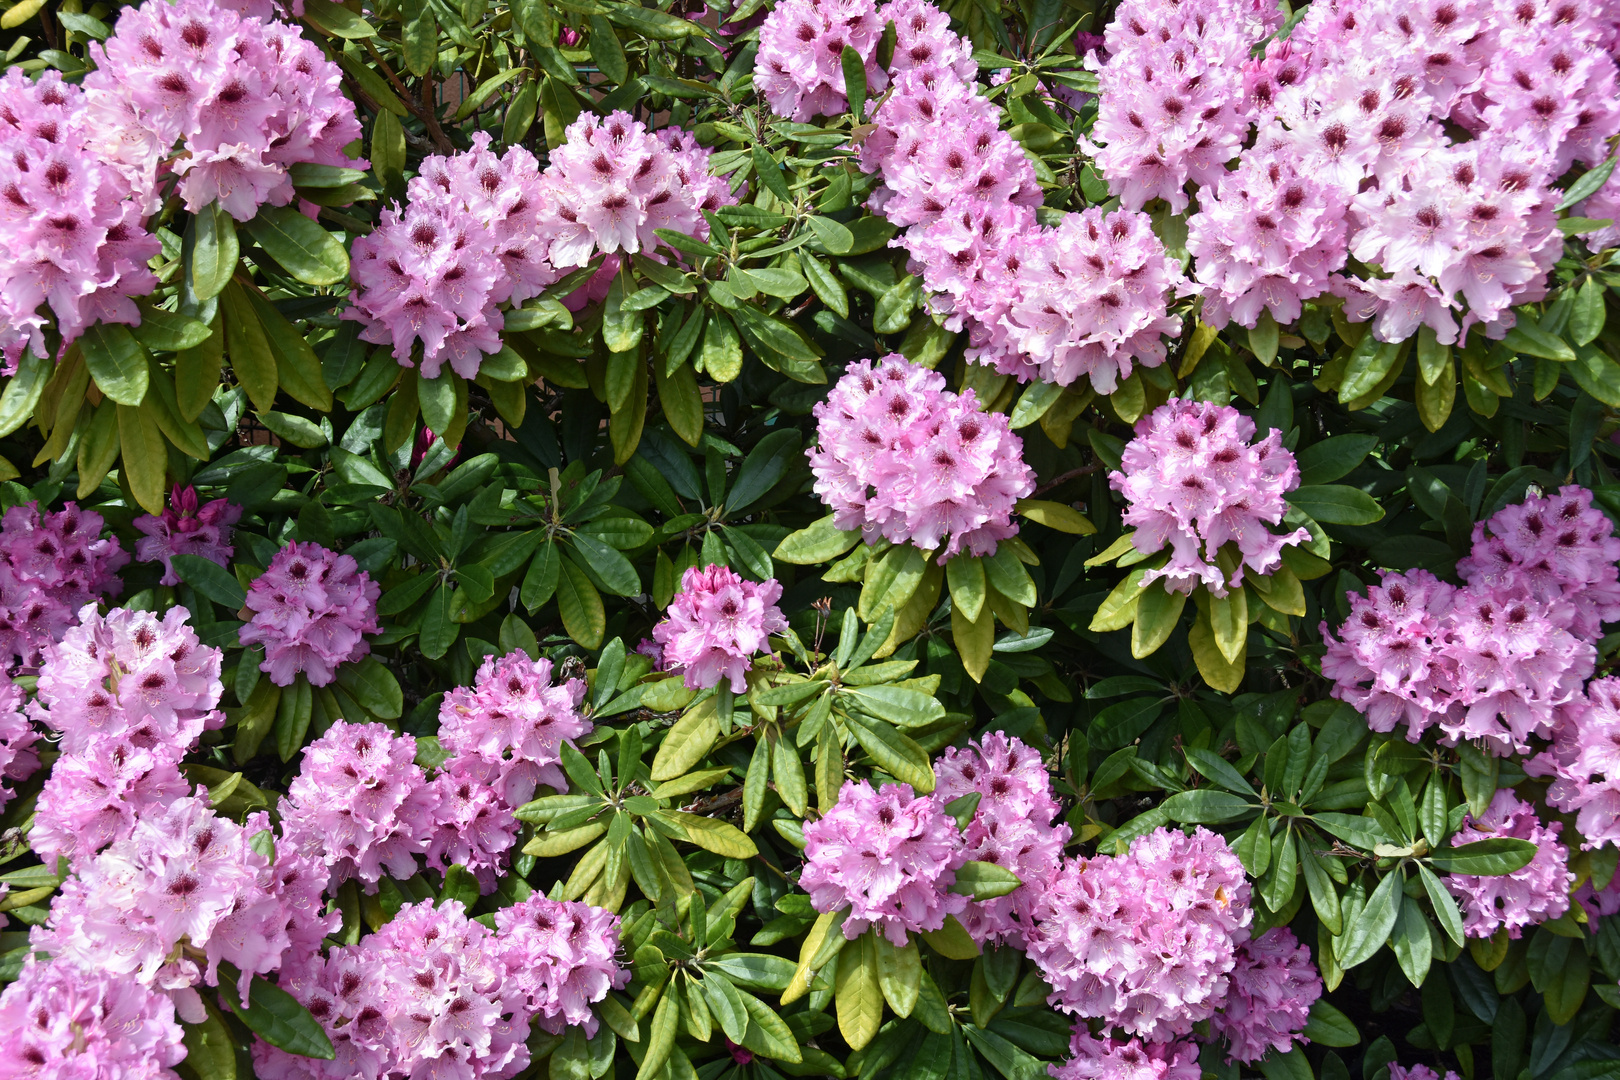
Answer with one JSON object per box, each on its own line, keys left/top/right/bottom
{"left": 81, "top": 323, "right": 150, "bottom": 406}
{"left": 244, "top": 206, "right": 349, "bottom": 286}
{"left": 219, "top": 963, "right": 335, "bottom": 1059}
{"left": 1428, "top": 838, "right": 1537, "bottom": 875}
{"left": 1286, "top": 485, "right": 1384, "bottom": 525}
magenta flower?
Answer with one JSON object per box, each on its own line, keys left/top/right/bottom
{"left": 494, "top": 895, "right": 629, "bottom": 1036}
{"left": 1028, "top": 826, "right": 1252, "bottom": 1041}
{"left": 0, "top": 70, "right": 159, "bottom": 371}
{"left": 0, "top": 501, "right": 128, "bottom": 667}
{"left": 30, "top": 738, "right": 189, "bottom": 866}
{"left": 1111, "top": 399, "right": 1312, "bottom": 596}
{"left": 934, "top": 734, "right": 1070, "bottom": 947}
{"left": 239, "top": 541, "right": 381, "bottom": 687}
{"left": 1050, "top": 1028, "right": 1203, "bottom": 1080}
{"left": 1210, "top": 928, "right": 1323, "bottom": 1063}
{"left": 134, "top": 485, "right": 243, "bottom": 587}
{"left": 0, "top": 674, "right": 39, "bottom": 813}
{"left": 254, "top": 898, "right": 532, "bottom": 1080}
{"left": 652, "top": 565, "right": 788, "bottom": 693}
{"left": 1445, "top": 791, "right": 1573, "bottom": 939}
{"left": 0, "top": 959, "right": 186, "bottom": 1080}
{"left": 438, "top": 651, "right": 594, "bottom": 809}
{"left": 808, "top": 354, "right": 1036, "bottom": 561}
{"left": 1540, "top": 677, "right": 1620, "bottom": 850}
{"left": 85, "top": 0, "right": 363, "bottom": 222}
{"left": 800, "top": 779, "right": 967, "bottom": 945}
{"left": 754, "top": 0, "right": 889, "bottom": 121}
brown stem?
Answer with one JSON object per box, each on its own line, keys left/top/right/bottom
{"left": 364, "top": 41, "right": 454, "bottom": 155}
{"left": 1032, "top": 460, "right": 1102, "bottom": 497}
{"left": 419, "top": 69, "right": 454, "bottom": 156}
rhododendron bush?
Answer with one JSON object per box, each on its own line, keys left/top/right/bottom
{"left": 0, "top": 0, "right": 1619, "bottom": 1075}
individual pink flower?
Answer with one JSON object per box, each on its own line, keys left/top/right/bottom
{"left": 0, "top": 501, "right": 127, "bottom": 667}
{"left": 1028, "top": 826, "right": 1252, "bottom": 1041}
{"left": 1111, "top": 399, "right": 1312, "bottom": 597}
{"left": 754, "top": 0, "right": 889, "bottom": 121}
{"left": 495, "top": 895, "right": 629, "bottom": 1036}
{"left": 934, "top": 734, "right": 1070, "bottom": 947}
{"left": 423, "top": 765, "right": 519, "bottom": 894}
{"left": 1541, "top": 677, "right": 1620, "bottom": 849}
{"left": 808, "top": 354, "right": 1035, "bottom": 560}
{"left": 1211, "top": 928, "right": 1322, "bottom": 1063}
{"left": 239, "top": 540, "right": 381, "bottom": 687}
{"left": 800, "top": 779, "right": 967, "bottom": 945}
{"left": 1050, "top": 1028, "right": 1203, "bottom": 1080}
{"left": 1446, "top": 791, "right": 1573, "bottom": 939}
{"left": 652, "top": 565, "right": 788, "bottom": 693}
{"left": 29, "top": 738, "right": 189, "bottom": 866}
{"left": 134, "top": 485, "right": 243, "bottom": 587}
{"left": 0, "top": 959, "right": 186, "bottom": 1080}
{"left": 437, "top": 651, "right": 593, "bottom": 810}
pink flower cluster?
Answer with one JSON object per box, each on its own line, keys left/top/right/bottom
{"left": 1083, "top": 0, "right": 1282, "bottom": 212}
{"left": 837, "top": 0, "right": 1186, "bottom": 394}
{"left": 0, "top": 501, "right": 127, "bottom": 667}
{"left": 30, "top": 605, "right": 224, "bottom": 865}
{"left": 1390, "top": 1067, "right": 1462, "bottom": 1080}
{"left": 240, "top": 540, "right": 381, "bottom": 687}
{"left": 1049, "top": 1029, "right": 1202, "bottom": 1080}
{"left": 1444, "top": 791, "right": 1573, "bottom": 939}
{"left": 753, "top": 0, "right": 889, "bottom": 121}
{"left": 438, "top": 651, "right": 594, "bottom": 809}
{"left": 800, "top": 779, "right": 967, "bottom": 945}
{"left": 1211, "top": 928, "right": 1322, "bottom": 1062}
{"left": 1323, "top": 487, "right": 1615, "bottom": 756}
{"left": 934, "top": 733, "right": 1070, "bottom": 947}
{"left": 134, "top": 485, "right": 242, "bottom": 588}
{"left": 1165, "top": 0, "right": 1618, "bottom": 338}
{"left": 0, "top": 71, "right": 158, "bottom": 371}
{"left": 494, "top": 894, "right": 628, "bottom": 1036}
{"left": 1110, "top": 399, "right": 1311, "bottom": 596}
{"left": 1028, "top": 826, "right": 1252, "bottom": 1041}
{"left": 33, "top": 794, "right": 335, "bottom": 1002}
{"left": 1457, "top": 486, "right": 1620, "bottom": 643}
{"left": 653, "top": 564, "right": 788, "bottom": 693}
{"left": 257, "top": 899, "right": 532, "bottom": 1080}
{"left": 348, "top": 115, "right": 732, "bottom": 379}
{"left": 1542, "top": 678, "right": 1620, "bottom": 849}
{"left": 86, "top": 0, "right": 363, "bottom": 221}
{"left": 0, "top": 959, "right": 186, "bottom": 1080}
{"left": 280, "top": 720, "right": 516, "bottom": 894}
{"left": 0, "top": 674, "right": 39, "bottom": 811}
{"left": 807, "top": 354, "right": 1035, "bottom": 561}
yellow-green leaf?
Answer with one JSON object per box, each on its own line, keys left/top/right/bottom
{"left": 836, "top": 930, "right": 883, "bottom": 1051}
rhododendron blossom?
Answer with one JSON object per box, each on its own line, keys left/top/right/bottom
{"left": 1049, "top": 1029, "right": 1203, "bottom": 1080}
{"left": 1211, "top": 928, "right": 1323, "bottom": 1062}
{"left": 800, "top": 779, "right": 967, "bottom": 944}
{"left": 134, "top": 486, "right": 242, "bottom": 588}
{"left": 1111, "top": 399, "right": 1311, "bottom": 596}
{"left": 934, "top": 734, "right": 1070, "bottom": 946}
{"left": 0, "top": 501, "right": 127, "bottom": 666}
{"left": 754, "top": 0, "right": 889, "bottom": 121}
{"left": 0, "top": 70, "right": 158, "bottom": 370}
{"left": 1541, "top": 677, "right": 1620, "bottom": 849}
{"left": 808, "top": 354, "right": 1035, "bottom": 560}
{"left": 653, "top": 565, "right": 788, "bottom": 693}
{"left": 85, "top": 0, "right": 363, "bottom": 221}
{"left": 1445, "top": 791, "right": 1573, "bottom": 939}
{"left": 1028, "top": 826, "right": 1252, "bottom": 1040}
{"left": 255, "top": 899, "right": 531, "bottom": 1080}
{"left": 0, "top": 674, "right": 38, "bottom": 812}
{"left": 240, "top": 540, "right": 381, "bottom": 687}
{"left": 495, "top": 895, "right": 628, "bottom": 1036}
{"left": 0, "top": 959, "right": 186, "bottom": 1080}
{"left": 438, "top": 651, "right": 594, "bottom": 809}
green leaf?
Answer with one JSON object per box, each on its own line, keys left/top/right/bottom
{"left": 1131, "top": 581, "right": 1185, "bottom": 659}
{"left": 173, "top": 553, "right": 248, "bottom": 609}
{"left": 1427, "top": 838, "right": 1537, "bottom": 875}
{"left": 1184, "top": 748, "right": 1260, "bottom": 798}
{"left": 571, "top": 533, "right": 641, "bottom": 597}
{"left": 949, "top": 860, "right": 1023, "bottom": 900}
{"left": 668, "top": 811, "right": 758, "bottom": 858}
{"left": 1339, "top": 335, "right": 1403, "bottom": 403}
{"left": 807, "top": 215, "right": 855, "bottom": 255}
{"left": 921, "top": 915, "right": 980, "bottom": 959}
{"left": 836, "top": 930, "right": 882, "bottom": 1051}
{"left": 243, "top": 206, "right": 348, "bottom": 286}
{"left": 728, "top": 428, "right": 801, "bottom": 514}
{"left": 80, "top": 323, "right": 150, "bottom": 406}
{"left": 1418, "top": 864, "right": 1465, "bottom": 946}
{"left": 182, "top": 1005, "right": 238, "bottom": 1080}
{"left": 843, "top": 710, "right": 935, "bottom": 793}
{"left": 188, "top": 202, "right": 239, "bottom": 302}
{"left": 1297, "top": 435, "right": 1379, "bottom": 486}
{"left": 1286, "top": 485, "right": 1384, "bottom": 525}
{"left": 1501, "top": 323, "right": 1575, "bottom": 362}
{"left": 963, "top": 1024, "right": 1048, "bottom": 1080}
{"left": 133, "top": 305, "right": 213, "bottom": 353}
{"left": 558, "top": 556, "right": 607, "bottom": 650}
{"left": 1337, "top": 870, "right": 1402, "bottom": 969}
{"left": 587, "top": 14, "right": 629, "bottom": 84}
{"left": 218, "top": 963, "right": 336, "bottom": 1060}
{"left": 1159, "top": 789, "right": 1254, "bottom": 824}
{"left": 843, "top": 684, "right": 945, "bottom": 728}
{"left": 841, "top": 43, "right": 869, "bottom": 119}
{"left": 334, "top": 657, "right": 404, "bottom": 720}
{"left": 948, "top": 555, "right": 987, "bottom": 623}
{"left": 0, "top": 350, "right": 52, "bottom": 439}
{"left": 1558, "top": 154, "right": 1617, "bottom": 210}
{"left": 775, "top": 515, "right": 860, "bottom": 564}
